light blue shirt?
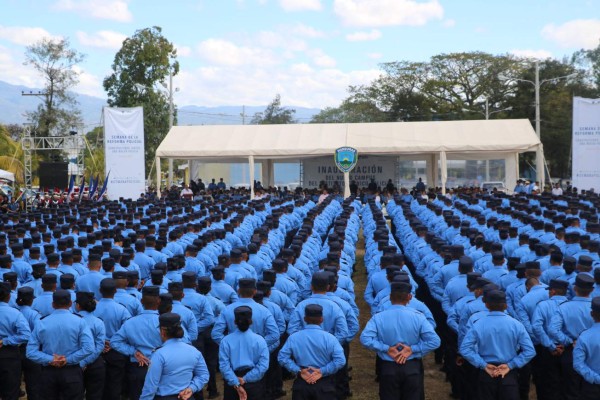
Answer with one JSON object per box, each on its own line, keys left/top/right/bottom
{"left": 140, "top": 338, "right": 209, "bottom": 399}
{"left": 573, "top": 323, "right": 600, "bottom": 384}
{"left": 218, "top": 329, "right": 270, "bottom": 386}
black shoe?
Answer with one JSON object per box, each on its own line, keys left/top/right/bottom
{"left": 207, "top": 392, "right": 220, "bottom": 399}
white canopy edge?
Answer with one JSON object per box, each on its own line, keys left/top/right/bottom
{"left": 156, "top": 119, "right": 540, "bottom": 160}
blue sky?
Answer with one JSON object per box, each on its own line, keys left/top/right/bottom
{"left": 1, "top": 0, "right": 599, "bottom": 108}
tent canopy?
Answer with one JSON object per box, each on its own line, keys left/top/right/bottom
{"left": 0, "top": 169, "right": 15, "bottom": 182}
{"left": 155, "top": 119, "right": 542, "bottom": 196}
{"left": 156, "top": 119, "right": 540, "bottom": 161}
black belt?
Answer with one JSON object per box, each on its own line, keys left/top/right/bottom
{"left": 235, "top": 367, "right": 252, "bottom": 377}
{"left": 42, "top": 364, "right": 81, "bottom": 370}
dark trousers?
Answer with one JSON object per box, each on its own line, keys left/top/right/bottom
{"left": 194, "top": 328, "right": 217, "bottom": 397}
{"left": 102, "top": 348, "right": 127, "bottom": 400}
{"left": 532, "top": 346, "right": 562, "bottom": 400}
{"left": 84, "top": 357, "right": 105, "bottom": 400}
{"left": 456, "top": 360, "right": 477, "bottom": 400}
{"left": 265, "top": 349, "right": 283, "bottom": 400}
{"left": 579, "top": 381, "right": 600, "bottom": 400}
{"left": 476, "top": 368, "right": 519, "bottom": 400}
{"left": 0, "top": 346, "right": 22, "bottom": 400}
{"left": 334, "top": 342, "right": 351, "bottom": 399}
{"left": 291, "top": 375, "right": 336, "bottom": 400}
{"left": 20, "top": 345, "right": 42, "bottom": 400}
{"left": 223, "top": 380, "right": 265, "bottom": 400}
{"left": 41, "top": 364, "right": 85, "bottom": 400}
{"left": 560, "top": 345, "right": 582, "bottom": 400}
{"left": 127, "top": 362, "right": 149, "bottom": 400}
{"left": 379, "top": 359, "right": 423, "bottom": 400}
{"left": 517, "top": 362, "right": 531, "bottom": 400}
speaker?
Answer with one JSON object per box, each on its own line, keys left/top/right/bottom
{"left": 39, "top": 162, "right": 68, "bottom": 190}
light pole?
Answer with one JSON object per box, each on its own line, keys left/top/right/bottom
{"left": 504, "top": 61, "right": 576, "bottom": 189}
{"left": 462, "top": 98, "right": 513, "bottom": 181}
{"left": 162, "top": 70, "right": 179, "bottom": 187}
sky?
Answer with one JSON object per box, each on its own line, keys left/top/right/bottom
{"left": 1, "top": 0, "right": 600, "bottom": 109}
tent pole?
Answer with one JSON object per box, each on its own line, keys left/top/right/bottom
{"left": 156, "top": 157, "right": 161, "bottom": 198}
{"left": 440, "top": 151, "right": 447, "bottom": 195}
{"left": 168, "top": 159, "right": 174, "bottom": 188}
{"left": 343, "top": 172, "right": 350, "bottom": 198}
{"left": 249, "top": 156, "right": 255, "bottom": 198}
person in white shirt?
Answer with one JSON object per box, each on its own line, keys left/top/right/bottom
{"left": 552, "top": 183, "right": 563, "bottom": 196}
{"left": 318, "top": 189, "right": 329, "bottom": 204}
{"left": 180, "top": 185, "right": 193, "bottom": 199}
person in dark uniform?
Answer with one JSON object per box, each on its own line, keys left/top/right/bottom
{"left": 278, "top": 304, "right": 346, "bottom": 400}
{"left": 361, "top": 282, "right": 440, "bottom": 400}
{"left": 75, "top": 291, "right": 106, "bottom": 400}
{"left": 140, "top": 313, "right": 210, "bottom": 400}
{"left": 0, "top": 282, "right": 31, "bottom": 400}
{"left": 573, "top": 297, "right": 600, "bottom": 400}
{"left": 219, "top": 306, "right": 270, "bottom": 400}
{"left": 26, "top": 289, "right": 94, "bottom": 400}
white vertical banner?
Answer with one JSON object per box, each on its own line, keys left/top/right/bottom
{"left": 103, "top": 107, "right": 145, "bottom": 200}
{"left": 572, "top": 97, "right": 600, "bottom": 192}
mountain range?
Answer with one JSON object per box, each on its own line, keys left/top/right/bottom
{"left": 0, "top": 80, "right": 321, "bottom": 129}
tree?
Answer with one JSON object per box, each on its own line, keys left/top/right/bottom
{"left": 251, "top": 94, "right": 296, "bottom": 124}
{"left": 103, "top": 26, "right": 179, "bottom": 175}
{"left": 311, "top": 98, "right": 387, "bottom": 123}
{"left": 24, "top": 38, "right": 85, "bottom": 137}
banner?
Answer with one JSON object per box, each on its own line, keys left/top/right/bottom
{"left": 103, "top": 107, "right": 145, "bottom": 200}
{"left": 302, "top": 155, "right": 396, "bottom": 189}
{"left": 572, "top": 97, "right": 600, "bottom": 192}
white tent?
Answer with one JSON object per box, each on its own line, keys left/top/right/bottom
{"left": 155, "top": 119, "right": 542, "bottom": 196}
{"left": 0, "top": 169, "right": 15, "bottom": 182}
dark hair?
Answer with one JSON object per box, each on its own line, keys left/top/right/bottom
{"left": 235, "top": 317, "right": 251, "bottom": 332}
{"left": 575, "top": 286, "right": 593, "bottom": 297}
{"left": 53, "top": 296, "right": 71, "bottom": 308}
{"left": 79, "top": 299, "right": 97, "bottom": 313}
{"left": 238, "top": 287, "right": 255, "bottom": 298}
{"left": 163, "top": 325, "right": 185, "bottom": 339}
{"left": 32, "top": 270, "right": 45, "bottom": 280}
{"left": 390, "top": 292, "right": 410, "bottom": 303}
{"left": 487, "top": 303, "right": 506, "bottom": 312}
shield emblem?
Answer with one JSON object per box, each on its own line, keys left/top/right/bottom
{"left": 334, "top": 147, "right": 358, "bottom": 173}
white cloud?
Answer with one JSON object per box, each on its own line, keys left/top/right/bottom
{"left": 0, "top": 25, "right": 59, "bottom": 46}
{"left": 333, "top": 0, "right": 444, "bottom": 27}
{"left": 443, "top": 19, "right": 456, "bottom": 28}
{"left": 510, "top": 49, "right": 553, "bottom": 60}
{"left": 279, "top": 0, "right": 322, "bottom": 12}
{"left": 307, "top": 48, "right": 336, "bottom": 68}
{"left": 345, "top": 29, "right": 382, "bottom": 42}
{"left": 197, "top": 38, "right": 278, "bottom": 67}
{"left": 76, "top": 30, "right": 127, "bottom": 50}
{"left": 175, "top": 44, "right": 192, "bottom": 57}
{"left": 542, "top": 19, "right": 600, "bottom": 49}
{"left": 54, "top": 0, "right": 133, "bottom": 23}
{"left": 174, "top": 64, "right": 380, "bottom": 109}
{"left": 290, "top": 23, "right": 326, "bottom": 38}
{"left": 71, "top": 65, "right": 104, "bottom": 97}
{"left": 367, "top": 52, "right": 383, "bottom": 59}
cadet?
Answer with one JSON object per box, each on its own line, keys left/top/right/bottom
{"left": 573, "top": 297, "right": 600, "bottom": 399}
{"left": 278, "top": 304, "right": 346, "bottom": 400}
{"left": 0, "top": 282, "right": 31, "bottom": 400}
{"left": 31, "top": 273, "right": 57, "bottom": 317}
{"left": 94, "top": 278, "right": 132, "bottom": 400}
{"left": 460, "top": 290, "right": 535, "bottom": 400}
{"left": 287, "top": 272, "right": 349, "bottom": 344}
{"left": 549, "top": 274, "right": 595, "bottom": 400}
{"left": 26, "top": 289, "right": 94, "bottom": 400}
{"left": 15, "top": 287, "right": 41, "bottom": 400}
{"left": 74, "top": 292, "right": 106, "bottom": 400}
{"left": 361, "top": 281, "right": 440, "bottom": 400}
{"left": 219, "top": 306, "right": 270, "bottom": 400}
{"left": 111, "top": 286, "right": 163, "bottom": 400}
{"left": 140, "top": 313, "right": 209, "bottom": 400}
{"left": 212, "top": 278, "right": 280, "bottom": 353}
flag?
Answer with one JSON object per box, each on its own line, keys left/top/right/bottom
{"left": 77, "top": 177, "right": 85, "bottom": 203}
{"left": 89, "top": 174, "right": 99, "bottom": 198}
{"left": 66, "top": 175, "right": 75, "bottom": 203}
{"left": 97, "top": 171, "right": 110, "bottom": 201}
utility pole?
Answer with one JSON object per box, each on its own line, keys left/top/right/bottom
{"left": 241, "top": 105, "right": 247, "bottom": 125}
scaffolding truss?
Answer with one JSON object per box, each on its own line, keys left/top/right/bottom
{"left": 21, "top": 126, "right": 86, "bottom": 189}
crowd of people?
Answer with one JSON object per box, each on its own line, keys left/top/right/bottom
{"left": 0, "top": 179, "right": 599, "bottom": 400}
